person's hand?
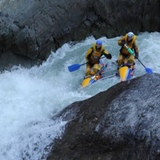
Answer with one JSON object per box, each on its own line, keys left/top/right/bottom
{"left": 88, "top": 60, "right": 92, "bottom": 64}
{"left": 121, "top": 40, "right": 125, "bottom": 46}
{"left": 106, "top": 53, "right": 112, "bottom": 59}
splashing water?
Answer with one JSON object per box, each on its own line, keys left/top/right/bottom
{"left": 0, "top": 32, "right": 159, "bottom": 160}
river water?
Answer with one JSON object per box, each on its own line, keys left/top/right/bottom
{"left": 0, "top": 32, "right": 159, "bottom": 160}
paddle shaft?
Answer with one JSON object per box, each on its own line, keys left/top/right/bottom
{"left": 124, "top": 44, "right": 152, "bottom": 73}
{"left": 80, "top": 62, "right": 88, "bottom": 66}
{"left": 137, "top": 58, "right": 146, "bottom": 68}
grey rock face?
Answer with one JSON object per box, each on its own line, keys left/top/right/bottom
{"left": 47, "top": 73, "right": 160, "bottom": 160}
{"left": 0, "top": 0, "right": 160, "bottom": 70}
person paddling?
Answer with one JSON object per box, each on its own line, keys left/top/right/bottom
{"left": 85, "top": 40, "right": 112, "bottom": 76}
{"left": 117, "top": 32, "right": 139, "bottom": 68}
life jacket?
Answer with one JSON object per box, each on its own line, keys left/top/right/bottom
{"left": 88, "top": 43, "right": 105, "bottom": 64}
{"left": 120, "top": 34, "right": 137, "bottom": 55}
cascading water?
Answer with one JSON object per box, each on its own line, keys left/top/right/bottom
{"left": 0, "top": 32, "right": 159, "bottom": 160}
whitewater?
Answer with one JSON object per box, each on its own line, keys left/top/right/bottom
{"left": 0, "top": 32, "right": 159, "bottom": 160}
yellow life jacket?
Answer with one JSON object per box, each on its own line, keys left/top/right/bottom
{"left": 89, "top": 43, "right": 105, "bottom": 63}
{"left": 121, "top": 34, "right": 137, "bottom": 55}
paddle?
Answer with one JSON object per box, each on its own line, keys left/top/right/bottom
{"left": 68, "top": 62, "right": 87, "bottom": 72}
{"left": 136, "top": 58, "right": 153, "bottom": 74}
{"left": 124, "top": 44, "right": 153, "bottom": 74}
{"left": 68, "top": 57, "right": 106, "bottom": 72}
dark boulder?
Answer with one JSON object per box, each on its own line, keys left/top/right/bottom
{"left": 47, "top": 73, "right": 160, "bottom": 160}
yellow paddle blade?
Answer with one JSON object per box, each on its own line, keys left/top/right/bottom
{"left": 119, "top": 66, "right": 129, "bottom": 81}
{"left": 81, "top": 78, "right": 91, "bottom": 88}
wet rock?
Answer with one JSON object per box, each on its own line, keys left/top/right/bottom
{"left": 47, "top": 73, "right": 160, "bottom": 160}
{"left": 0, "top": 0, "right": 160, "bottom": 70}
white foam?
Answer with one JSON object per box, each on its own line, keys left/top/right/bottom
{"left": 0, "top": 32, "right": 159, "bottom": 159}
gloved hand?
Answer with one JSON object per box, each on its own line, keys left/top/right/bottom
{"left": 87, "top": 59, "right": 93, "bottom": 64}
{"left": 135, "top": 53, "right": 139, "bottom": 59}
{"left": 106, "top": 53, "right": 112, "bottom": 59}
{"left": 120, "top": 40, "right": 125, "bottom": 46}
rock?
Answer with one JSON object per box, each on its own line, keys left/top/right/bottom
{"left": 47, "top": 73, "right": 160, "bottom": 160}
{"left": 0, "top": 0, "right": 160, "bottom": 70}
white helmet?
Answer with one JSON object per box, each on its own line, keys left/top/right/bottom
{"left": 127, "top": 32, "right": 134, "bottom": 39}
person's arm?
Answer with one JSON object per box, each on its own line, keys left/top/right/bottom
{"left": 103, "top": 50, "right": 112, "bottom": 59}
{"left": 118, "top": 37, "right": 125, "bottom": 46}
{"left": 85, "top": 48, "right": 93, "bottom": 62}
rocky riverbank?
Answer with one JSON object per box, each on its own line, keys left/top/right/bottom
{"left": 0, "top": 0, "right": 159, "bottom": 70}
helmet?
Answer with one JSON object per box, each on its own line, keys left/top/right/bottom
{"left": 127, "top": 32, "right": 134, "bottom": 39}
{"left": 96, "top": 40, "right": 102, "bottom": 45}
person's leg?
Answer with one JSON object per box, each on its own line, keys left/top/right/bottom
{"left": 127, "top": 55, "right": 135, "bottom": 65}
{"left": 85, "top": 64, "right": 91, "bottom": 76}
{"left": 85, "top": 63, "right": 96, "bottom": 76}
{"left": 117, "top": 54, "right": 124, "bottom": 67}
{"left": 93, "top": 63, "right": 101, "bottom": 74}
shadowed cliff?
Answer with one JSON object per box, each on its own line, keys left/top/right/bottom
{"left": 0, "top": 0, "right": 160, "bottom": 70}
